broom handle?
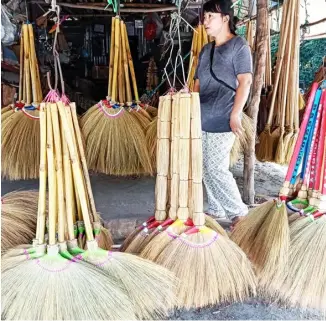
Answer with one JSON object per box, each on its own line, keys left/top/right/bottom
{"left": 266, "top": 0, "right": 292, "bottom": 126}
{"left": 62, "top": 121, "right": 76, "bottom": 240}
{"left": 108, "top": 17, "right": 115, "bottom": 98}
{"left": 321, "top": 139, "right": 326, "bottom": 196}
{"left": 23, "top": 24, "right": 32, "bottom": 105}
{"left": 37, "top": 103, "right": 47, "bottom": 244}
{"left": 121, "top": 21, "right": 132, "bottom": 103}
{"left": 285, "top": 83, "right": 319, "bottom": 182}
{"left": 70, "top": 102, "right": 98, "bottom": 222}
{"left": 202, "top": 23, "right": 208, "bottom": 46}
{"left": 19, "top": 28, "right": 24, "bottom": 102}
{"left": 313, "top": 91, "right": 326, "bottom": 191}
{"left": 46, "top": 104, "right": 57, "bottom": 245}
{"left": 50, "top": 103, "right": 66, "bottom": 243}
{"left": 123, "top": 23, "right": 139, "bottom": 102}
{"left": 57, "top": 102, "right": 94, "bottom": 241}
{"left": 111, "top": 17, "right": 120, "bottom": 102}
{"left": 27, "top": 24, "right": 41, "bottom": 104}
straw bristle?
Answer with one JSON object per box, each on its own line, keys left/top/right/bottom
{"left": 289, "top": 215, "right": 313, "bottom": 239}
{"left": 2, "top": 111, "right": 40, "bottom": 180}
{"left": 1, "top": 252, "right": 137, "bottom": 320}
{"left": 250, "top": 203, "right": 289, "bottom": 294}
{"left": 154, "top": 229, "right": 256, "bottom": 309}
{"left": 96, "top": 225, "right": 114, "bottom": 250}
{"left": 146, "top": 117, "right": 157, "bottom": 170}
{"left": 81, "top": 104, "right": 153, "bottom": 176}
{"left": 230, "top": 200, "right": 275, "bottom": 256}
{"left": 130, "top": 109, "right": 152, "bottom": 130}
{"left": 120, "top": 225, "right": 145, "bottom": 252}
{"left": 204, "top": 215, "right": 228, "bottom": 238}
{"left": 285, "top": 132, "right": 298, "bottom": 164}
{"left": 256, "top": 128, "right": 272, "bottom": 161}
{"left": 84, "top": 249, "right": 178, "bottom": 319}
{"left": 274, "top": 131, "right": 286, "bottom": 164}
{"left": 1, "top": 190, "right": 40, "bottom": 254}
{"left": 230, "top": 136, "right": 241, "bottom": 167}
{"left": 143, "top": 105, "right": 158, "bottom": 118}
{"left": 124, "top": 229, "right": 149, "bottom": 254}
{"left": 276, "top": 216, "right": 326, "bottom": 312}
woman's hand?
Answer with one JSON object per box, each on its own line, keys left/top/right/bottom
{"left": 230, "top": 112, "right": 244, "bottom": 136}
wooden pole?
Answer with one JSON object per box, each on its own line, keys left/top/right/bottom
{"left": 243, "top": 0, "right": 268, "bottom": 204}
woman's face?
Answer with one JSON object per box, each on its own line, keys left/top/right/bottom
{"left": 203, "top": 12, "right": 227, "bottom": 37}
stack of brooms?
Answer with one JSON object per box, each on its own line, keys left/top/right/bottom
{"left": 231, "top": 80, "right": 326, "bottom": 311}
{"left": 2, "top": 88, "right": 179, "bottom": 319}
{"left": 2, "top": 23, "right": 42, "bottom": 180}
{"left": 187, "top": 23, "right": 254, "bottom": 167}
{"left": 256, "top": 0, "right": 300, "bottom": 165}
{"left": 81, "top": 16, "right": 154, "bottom": 176}
{"left": 121, "top": 90, "right": 256, "bottom": 308}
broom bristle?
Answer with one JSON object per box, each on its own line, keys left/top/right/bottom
{"left": 230, "top": 136, "right": 241, "bottom": 167}
{"left": 96, "top": 225, "right": 114, "bottom": 250}
{"left": 155, "top": 228, "right": 256, "bottom": 309}
{"left": 288, "top": 212, "right": 301, "bottom": 225}
{"left": 285, "top": 132, "right": 298, "bottom": 164}
{"left": 124, "top": 229, "right": 149, "bottom": 254}
{"left": 83, "top": 248, "right": 178, "bottom": 319}
{"left": 204, "top": 215, "right": 228, "bottom": 238}
{"left": 120, "top": 225, "right": 145, "bottom": 252}
{"left": 2, "top": 112, "right": 40, "bottom": 180}
{"left": 256, "top": 129, "right": 271, "bottom": 161}
{"left": 145, "top": 117, "right": 157, "bottom": 171}
{"left": 143, "top": 105, "right": 158, "bottom": 118}
{"left": 276, "top": 216, "right": 326, "bottom": 312}
{"left": 274, "top": 132, "right": 286, "bottom": 164}
{"left": 130, "top": 109, "right": 152, "bottom": 130}
{"left": 1, "top": 190, "right": 40, "bottom": 254}
{"left": 289, "top": 215, "right": 313, "bottom": 239}
{"left": 230, "top": 200, "right": 275, "bottom": 256}
{"left": 1, "top": 251, "right": 137, "bottom": 320}
{"left": 250, "top": 202, "right": 289, "bottom": 295}
{"left": 81, "top": 104, "right": 153, "bottom": 176}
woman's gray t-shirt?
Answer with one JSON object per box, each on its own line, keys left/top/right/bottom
{"left": 194, "top": 36, "right": 252, "bottom": 133}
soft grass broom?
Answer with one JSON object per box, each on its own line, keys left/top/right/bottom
{"left": 1, "top": 102, "right": 137, "bottom": 321}
{"left": 81, "top": 17, "right": 152, "bottom": 177}
{"left": 152, "top": 92, "right": 256, "bottom": 309}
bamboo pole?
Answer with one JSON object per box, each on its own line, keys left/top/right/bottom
{"left": 111, "top": 17, "right": 120, "bottom": 102}
{"left": 19, "top": 29, "right": 24, "bottom": 102}
{"left": 108, "top": 17, "right": 115, "bottom": 98}
{"left": 121, "top": 21, "right": 132, "bottom": 103}
{"left": 23, "top": 24, "right": 32, "bottom": 105}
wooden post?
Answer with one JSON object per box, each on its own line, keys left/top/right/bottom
{"left": 243, "top": 0, "right": 268, "bottom": 204}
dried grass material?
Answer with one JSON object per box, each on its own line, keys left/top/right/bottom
{"left": 1, "top": 190, "right": 40, "bottom": 254}
{"left": 120, "top": 222, "right": 149, "bottom": 252}
{"left": 124, "top": 229, "right": 151, "bottom": 254}
{"left": 96, "top": 225, "right": 113, "bottom": 250}
{"left": 256, "top": 127, "right": 272, "bottom": 161}
{"left": 230, "top": 200, "right": 275, "bottom": 256}
{"left": 130, "top": 108, "right": 152, "bottom": 130}
{"left": 140, "top": 220, "right": 188, "bottom": 261}
{"left": 230, "top": 136, "right": 241, "bottom": 167}
{"left": 289, "top": 215, "right": 313, "bottom": 239}
{"left": 2, "top": 111, "right": 40, "bottom": 180}
{"left": 143, "top": 105, "right": 158, "bottom": 118}
{"left": 146, "top": 117, "right": 157, "bottom": 170}
{"left": 250, "top": 202, "right": 289, "bottom": 293}
{"left": 274, "top": 131, "right": 286, "bottom": 164}
{"left": 81, "top": 104, "right": 153, "bottom": 176}
{"left": 204, "top": 215, "right": 228, "bottom": 238}
{"left": 1, "top": 249, "right": 136, "bottom": 320}
{"left": 81, "top": 246, "right": 178, "bottom": 319}
{"left": 154, "top": 228, "right": 256, "bottom": 309}
{"left": 285, "top": 132, "right": 298, "bottom": 163}
{"left": 276, "top": 216, "right": 326, "bottom": 312}
{"left": 288, "top": 212, "right": 301, "bottom": 225}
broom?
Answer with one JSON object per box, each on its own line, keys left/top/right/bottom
{"left": 2, "top": 102, "right": 138, "bottom": 320}
{"left": 81, "top": 17, "right": 153, "bottom": 177}
{"left": 151, "top": 92, "right": 256, "bottom": 309}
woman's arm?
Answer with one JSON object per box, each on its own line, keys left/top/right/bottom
{"left": 230, "top": 73, "right": 252, "bottom": 135}
{"left": 193, "top": 79, "right": 200, "bottom": 93}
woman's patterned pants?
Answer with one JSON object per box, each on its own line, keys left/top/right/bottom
{"left": 202, "top": 131, "right": 248, "bottom": 220}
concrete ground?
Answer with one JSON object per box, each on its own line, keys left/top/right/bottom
{"left": 1, "top": 160, "right": 323, "bottom": 320}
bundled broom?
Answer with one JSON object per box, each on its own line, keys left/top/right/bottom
{"left": 256, "top": 0, "right": 300, "bottom": 164}
{"left": 2, "top": 93, "right": 179, "bottom": 320}
{"left": 2, "top": 23, "right": 42, "bottom": 180}
{"left": 231, "top": 81, "right": 322, "bottom": 294}
{"left": 140, "top": 91, "right": 256, "bottom": 308}
{"left": 81, "top": 16, "right": 153, "bottom": 176}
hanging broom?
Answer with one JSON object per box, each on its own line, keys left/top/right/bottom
{"left": 146, "top": 91, "right": 256, "bottom": 308}
{"left": 81, "top": 17, "right": 153, "bottom": 177}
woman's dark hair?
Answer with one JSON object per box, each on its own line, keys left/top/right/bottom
{"left": 203, "top": 0, "right": 238, "bottom": 35}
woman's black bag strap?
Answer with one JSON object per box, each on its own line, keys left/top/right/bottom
{"left": 209, "top": 41, "right": 236, "bottom": 92}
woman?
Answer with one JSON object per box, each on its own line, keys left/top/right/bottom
{"left": 193, "top": 0, "right": 252, "bottom": 224}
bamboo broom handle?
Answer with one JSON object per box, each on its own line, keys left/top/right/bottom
{"left": 196, "top": 25, "right": 202, "bottom": 57}
{"left": 123, "top": 23, "right": 139, "bottom": 102}
{"left": 188, "top": 28, "right": 198, "bottom": 79}
{"left": 120, "top": 33, "right": 126, "bottom": 103}
{"left": 50, "top": 103, "right": 66, "bottom": 243}
{"left": 27, "top": 24, "right": 41, "bottom": 104}
{"left": 121, "top": 21, "right": 132, "bottom": 103}
{"left": 279, "top": 0, "right": 295, "bottom": 130}
{"left": 46, "top": 104, "right": 57, "bottom": 245}
{"left": 62, "top": 123, "right": 76, "bottom": 240}
{"left": 37, "top": 103, "right": 47, "bottom": 244}
{"left": 19, "top": 28, "right": 24, "bottom": 102}
{"left": 70, "top": 102, "right": 98, "bottom": 222}
{"left": 190, "top": 92, "right": 205, "bottom": 226}
{"left": 169, "top": 93, "right": 180, "bottom": 220}
{"left": 23, "top": 24, "right": 32, "bottom": 105}
{"left": 202, "top": 24, "right": 208, "bottom": 46}
{"left": 108, "top": 17, "right": 115, "bottom": 98}
{"left": 111, "top": 17, "right": 120, "bottom": 102}
{"left": 267, "top": 0, "right": 292, "bottom": 126}
{"left": 177, "top": 93, "right": 191, "bottom": 221}
{"left": 118, "top": 33, "right": 124, "bottom": 104}
{"left": 293, "top": 0, "right": 300, "bottom": 130}
{"left": 57, "top": 102, "right": 94, "bottom": 241}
